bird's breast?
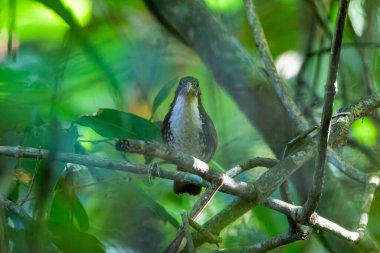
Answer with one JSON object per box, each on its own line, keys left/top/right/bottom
{"left": 168, "top": 95, "right": 204, "bottom": 158}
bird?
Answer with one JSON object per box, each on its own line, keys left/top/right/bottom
{"left": 161, "top": 76, "right": 217, "bottom": 195}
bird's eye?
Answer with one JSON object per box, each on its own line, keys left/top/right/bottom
{"left": 196, "top": 83, "right": 199, "bottom": 88}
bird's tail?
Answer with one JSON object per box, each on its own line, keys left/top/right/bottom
{"left": 173, "top": 180, "right": 201, "bottom": 195}
{"left": 173, "top": 167, "right": 202, "bottom": 195}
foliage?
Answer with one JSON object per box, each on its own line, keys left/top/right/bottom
{"left": 0, "top": 0, "right": 379, "bottom": 253}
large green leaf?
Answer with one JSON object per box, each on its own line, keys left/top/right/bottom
{"left": 76, "top": 108, "right": 161, "bottom": 140}
{"left": 48, "top": 221, "right": 105, "bottom": 253}
{"left": 50, "top": 174, "right": 89, "bottom": 231}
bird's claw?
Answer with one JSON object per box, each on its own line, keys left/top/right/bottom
{"left": 147, "top": 162, "right": 160, "bottom": 182}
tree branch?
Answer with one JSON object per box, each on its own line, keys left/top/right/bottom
{"left": 226, "top": 158, "right": 279, "bottom": 178}
{"left": 302, "top": 0, "right": 350, "bottom": 219}
{"left": 188, "top": 219, "right": 222, "bottom": 245}
{"left": 0, "top": 145, "right": 209, "bottom": 189}
{"left": 118, "top": 140, "right": 254, "bottom": 200}
{"left": 214, "top": 230, "right": 307, "bottom": 253}
{"left": 0, "top": 195, "right": 33, "bottom": 224}
{"left": 327, "top": 150, "right": 367, "bottom": 183}
{"left": 264, "top": 196, "right": 379, "bottom": 251}
{"left": 357, "top": 176, "right": 380, "bottom": 233}
{"left": 181, "top": 210, "right": 195, "bottom": 253}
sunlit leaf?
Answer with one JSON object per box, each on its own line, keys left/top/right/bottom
{"left": 351, "top": 117, "right": 377, "bottom": 147}
{"left": 62, "top": 0, "right": 92, "bottom": 26}
{"left": 36, "top": 0, "right": 123, "bottom": 104}
{"left": 76, "top": 108, "right": 161, "bottom": 140}
{"left": 205, "top": 0, "right": 242, "bottom": 12}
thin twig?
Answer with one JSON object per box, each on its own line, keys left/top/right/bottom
{"left": 164, "top": 179, "right": 224, "bottom": 253}
{"left": 213, "top": 230, "right": 308, "bottom": 253}
{"left": 346, "top": 16, "right": 375, "bottom": 95}
{"left": 7, "top": 0, "right": 17, "bottom": 62}
{"left": 296, "top": 16, "right": 317, "bottom": 112}
{"left": 302, "top": 0, "right": 350, "bottom": 219}
{"left": 0, "top": 195, "right": 33, "bottom": 223}
{"left": 190, "top": 179, "right": 224, "bottom": 219}
{"left": 181, "top": 210, "right": 195, "bottom": 253}
{"left": 188, "top": 219, "right": 222, "bottom": 245}
{"left": 280, "top": 127, "right": 317, "bottom": 232}
{"left": 307, "top": 42, "right": 380, "bottom": 59}
{"left": 357, "top": 175, "right": 380, "bottom": 233}
{"left": 264, "top": 194, "right": 379, "bottom": 253}
{"left": 339, "top": 67, "right": 349, "bottom": 106}
{"left": 327, "top": 150, "right": 367, "bottom": 184}
{"left": 311, "top": 37, "right": 326, "bottom": 95}
{"left": 226, "top": 158, "right": 278, "bottom": 178}
{"left": 19, "top": 153, "right": 40, "bottom": 206}
{"left": 264, "top": 198, "right": 361, "bottom": 242}
{"left": 305, "top": 0, "right": 333, "bottom": 38}
{"left": 282, "top": 126, "right": 319, "bottom": 158}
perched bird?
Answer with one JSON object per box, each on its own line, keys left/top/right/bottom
{"left": 161, "top": 76, "right": 217, "bottom": 195}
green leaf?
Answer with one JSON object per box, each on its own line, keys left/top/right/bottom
{"left": 76, "top": 108, "right": 161, "bottom": 140}
{"left": 352, "top": 117, "right": 377, "bottom": 147}
{"left": 151, "top": 76, "right": 178, "bottom": 117}
{"left": 48, "top": 221, "right": 105, "bottom": 253}
{"left": 205, "top": 0, "right": 242, "bottom": 12}
{"left": 50, "top": 175, "right": 89, "bottom": 231}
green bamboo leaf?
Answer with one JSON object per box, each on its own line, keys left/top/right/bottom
{"left": 77, "top": 108, "right": 160, "bottom": 141}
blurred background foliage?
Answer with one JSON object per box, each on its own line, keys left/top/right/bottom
{"left": 0, "top": 0, "right": 379, "bottom": 252}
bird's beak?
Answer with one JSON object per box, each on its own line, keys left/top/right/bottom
{"left": 185, "top": 83, "right": 191, "bottom": 92}
{"left": 185, "top": 82, "right": 195, "bottom": 95}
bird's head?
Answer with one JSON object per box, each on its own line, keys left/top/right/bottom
{"left": 175, "top": 76, "right": 201, "bottom": 100}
